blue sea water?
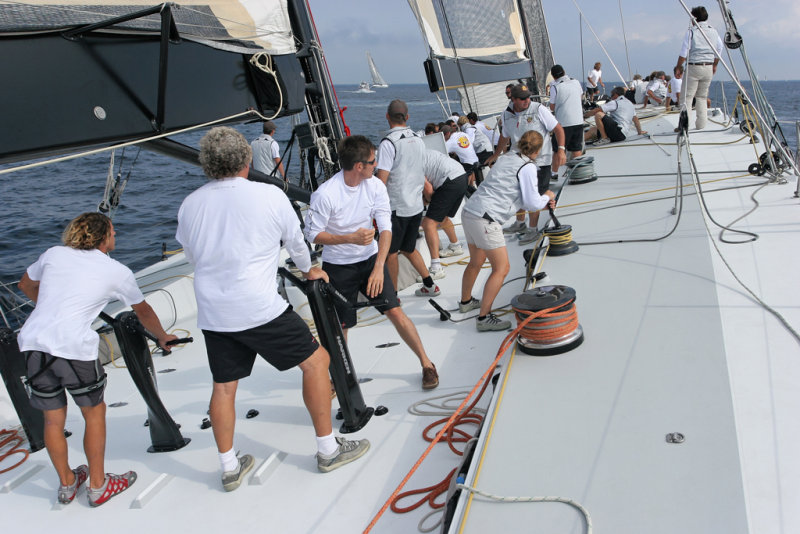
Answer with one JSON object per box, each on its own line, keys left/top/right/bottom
{"left": 1, "top": 81, "right": 798, "bottom": 286}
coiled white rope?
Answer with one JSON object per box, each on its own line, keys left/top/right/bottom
{"left": 248, "top": 52, "right": 283, "bottom": 121}
{"left": 456, "top": 483, "right": 594, "bottom": 534}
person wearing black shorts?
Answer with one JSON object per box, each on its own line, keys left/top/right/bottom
{"left": 306, "top": 135, "right": 439, "bottom": 390}
{"left": 420, "top": 148, "right": 467, "bottom": 279}
{"left": 375, "top": 99, "right": 440, "bottom": 298}
{"left": 176, "top": 127, "right": 369, "bottom": 489}
{"left": 583, "top": 87, "right": 646, "bottom": 146}
{"left": 549, "top": 64, "right": 586, "bottom": 179}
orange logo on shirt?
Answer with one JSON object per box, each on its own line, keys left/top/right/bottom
{"left": 458, "top": 136, "right": 470, "bottom": 148}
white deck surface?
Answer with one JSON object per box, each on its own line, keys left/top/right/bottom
{"left": 2, "top": 110, "right": 799, "bottom": 534}
{"left": 453, "top": 112, "right": 800, "bottom": 533}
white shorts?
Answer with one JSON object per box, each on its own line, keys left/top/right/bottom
{"left": 462, "top": 211, "right": 507, "bottom": 250}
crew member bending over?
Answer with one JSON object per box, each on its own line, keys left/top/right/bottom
{"left": 460, "top": 131, "right": 555, "bottom": 332}
{"left": 421, "top": 147, "right": 468, "bottom": 279}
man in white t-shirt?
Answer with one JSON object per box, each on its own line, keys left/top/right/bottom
{"left": 176, "top": 127, "right": 369, "bottom": 490}
{"left": 587, "top": 62, "right": 604, "bottom": 102}
{"left": 305, "top": 135, "right": 439, "bottom": 390}
{"left": 17, "top": 212, "right": 177, "bottom": 506}
{"left": 251, "top": 121, "right": 285, "bottom": 178}
{"left": 666, "top": 65, "right": 684, "bottom": 111}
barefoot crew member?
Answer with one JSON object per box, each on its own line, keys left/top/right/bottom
{"left": 18, "top": 212, "right": 177, "bottom": 506}
{"left": 176, "top": 127, "right": 369, "bottom": 491}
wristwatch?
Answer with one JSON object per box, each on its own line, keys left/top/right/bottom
{"left": 558, "top": 146, "right": 565, "bottom": 151}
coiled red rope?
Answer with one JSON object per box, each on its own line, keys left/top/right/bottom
{"left": 513, "top": 298, "right": 579, "bottom": 343}
{"left": 0, "top": 428, "right": 30, "bottom": 474}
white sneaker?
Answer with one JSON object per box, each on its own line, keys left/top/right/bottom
{"left": 429, "top": 266, "right": 446, "bottom": 280}
{"left": 458, "top": 297, "right": 481, "bottom": 313}
{"left": 416, "top": 266, "right": 446, "bottom": 282}
{"left": 502, "top": 221, "right": 526, "bottom": 234}
{"left": 476, "top": 313, "right": 511, "bottom": 332}
{"left": 439, "top": 243, "right": 464, "bottom": 257}
{"left": 518, "top": 227, "right": 542, "bottom": 245}
{"left": 415, "top": 284, "right": 441, "bottom": 297}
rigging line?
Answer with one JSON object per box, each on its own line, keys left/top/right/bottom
{"left": 560, "top": 178, "right": 768, "bottom": 219}
{"left": 617, "top": 0, "right": 632, "bottom": 81}
{"left": 683, "top": 134, "right": 800, "bottom": 346}
{"left": 686, "top": 140, "right": 759, "bottom": 241}
{"left": 568, "top": 0, "right": 629, "bottom": 89}
{"left": 435, "top": 0, "right": 474, "bottom": 112}
{"left": 577, "top": 136, "right": 689, "bottom": 246}
{"left": 675, "top": 0, "right": 799, "bottom": 178}
{"left": 0, "top": 109, "right": 266, "bottom": 176}
{"left": 579, "top": 13, "right": 585, "bottom": 92}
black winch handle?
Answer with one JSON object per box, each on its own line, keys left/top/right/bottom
{"left": 98, "top": 311, "right": 192, "bottom": 355}
{"left": 278, "top": 267, "right": 307, "bottom": 291}
{"left": 549, "top": 207, "right": 562, "bottom": 228}
{"left": 166, "top": 337, "right": 193, "bottom": 346}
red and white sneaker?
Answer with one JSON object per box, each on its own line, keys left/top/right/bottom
{"left": 87, "top": 471, "right": 137, "bottom": 507}
{"left": 57, "top": 464, "right": 89, "bottom": 504}
{"left": 414, "top": 284, "right": 441, "bottom": 297}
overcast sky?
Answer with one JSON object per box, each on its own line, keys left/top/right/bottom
{"left": 306, "top": 0, "right": 799, "bottom": 84}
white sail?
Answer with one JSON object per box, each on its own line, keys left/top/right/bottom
{"left": 366, "top": 51, "right": 389, "bottom": 88}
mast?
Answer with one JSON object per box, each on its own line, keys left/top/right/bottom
{"left": 367, "top": 52, "right": 389, "bottom": 87}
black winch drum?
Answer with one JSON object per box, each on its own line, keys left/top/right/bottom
{"left": 566, "top": 155, "right": 597, "bottom": 184}
{"left": 543, "top": 225, "right": 579, "bottom": 256}
{"left": 511, "top": 285, "right": 584, "bottom": 356}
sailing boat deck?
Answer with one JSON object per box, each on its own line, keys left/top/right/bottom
{"left": 451, "top": 112, "right": 800, "bottom": 533}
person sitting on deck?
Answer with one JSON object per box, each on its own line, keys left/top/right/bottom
{"left": 584, "top": 87, "right": 647, "bottom": 145}
{"left": 629, "top": 74, "right": 647, "bottom": 104}
{"left": 666, "top": 65, "right": 684, "bottom": 111}
{"left": 642, "top": 71, "right": 667, "bottom": 107}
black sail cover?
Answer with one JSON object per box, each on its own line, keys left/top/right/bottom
{"left": 0, "top": 1, "right": 307, "bottom": 163}
{"left": 408, "top": 0, "right": 553, "bottom": 117}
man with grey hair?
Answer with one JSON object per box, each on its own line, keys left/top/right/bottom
{"left": 375, "top": 99, "right": 441, "bottom": 297}
{"left": 251, "top": 120, "right": 285, "bottom": 178}
{"left": 176, "top": 127, "right": 369, "bottom": 492}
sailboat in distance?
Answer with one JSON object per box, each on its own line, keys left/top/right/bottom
{"left": 367, "top": 51, "right": 388, "bottom": 88}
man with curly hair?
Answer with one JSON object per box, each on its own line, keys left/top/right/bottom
{"left": 176, "top": 127, "right": 369, "bottom": 491}
{"left": 17, "top": 212, "right": 177, "bottom": 506}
